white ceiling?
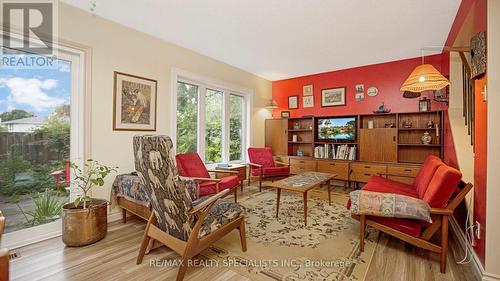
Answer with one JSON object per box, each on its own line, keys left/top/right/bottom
{"left": 63, "top": 0, "right": 461, "bottom": 81}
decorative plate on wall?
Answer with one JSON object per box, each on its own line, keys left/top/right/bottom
{"left": 367, "top": 86, "right": 378, "bottom": 97}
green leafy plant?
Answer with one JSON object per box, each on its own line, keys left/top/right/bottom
{"left": 17, "top": 189, "right": 65, "bottom": 226}
{"left": 71, "top": 159, "right": 117, "bottom": 209}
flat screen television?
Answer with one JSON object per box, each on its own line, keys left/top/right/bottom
{"left": 317, "top": 117, "right": 357, "bottom": 141}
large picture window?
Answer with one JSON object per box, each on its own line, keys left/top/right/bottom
{"left": 175, "top": 74, "right": 250, "bottom": 164}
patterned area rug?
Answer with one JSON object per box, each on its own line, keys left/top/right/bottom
{"left": 201, "top": 188, "right": 378, "bottom": 281}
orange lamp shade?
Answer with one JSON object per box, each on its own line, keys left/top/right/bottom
{"left": 400, "top": 64, "right": 450, "bottom": 92}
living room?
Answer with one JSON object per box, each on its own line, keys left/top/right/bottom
{"left": 0, "top": 0, "right": 499, "bottom": 281}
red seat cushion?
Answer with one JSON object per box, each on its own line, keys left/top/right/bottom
{"left": 252, "top": 166, "right": 290, "bottom": 177}
{"left": 176, "top": 153, "right": 210, "bottom": 178}
{"left": 412, "top": 155, "right": 443, "bottom": 198}
{"left": 369, "top": 217, "right": 423, "bottom": 237}
{"left": 422, "top": 165, "right": 462, "bottom": 208}
{"left": 198, "top": 175, "right": 239, "bottom": 196}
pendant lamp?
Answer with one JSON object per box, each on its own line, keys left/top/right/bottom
{"left": 400, "top": 64, "right": 450, "bottom": 92}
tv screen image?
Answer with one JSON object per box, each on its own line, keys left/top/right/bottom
{"left": 317, "top": 117, "right": 356, "bottom": 140}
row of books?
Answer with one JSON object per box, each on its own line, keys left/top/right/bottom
{"left": 313, "top": 144, "right": 357, "bottom": 160}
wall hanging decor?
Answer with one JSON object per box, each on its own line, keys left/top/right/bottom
{"left": 470, "top": 31, "right": 486, "bottom": 79}
{"left": 281, "top": 111, "right": 290, "bottom": 118}
{"left": 288, "top": 95, "right": 299, "bottom": 109}
{"left": 355, "top": 92, "right": 365, "bottom": 101}
{"left": 303, "top": 95, "right": 314, "bottom": 108}
{"left": 321, "top": 87, "right": 346, "bottom": 107}
{"left": 303, "top": 84, "right": 313, "bottom": 96}
{"left": 367, "top": 86, "right": 378, "bottom": 97}
{"left": 113, "top": 71, "right": 157, "bottom": 131}
{"left": 355, "top": 84, "right": 364, "bottom": 93}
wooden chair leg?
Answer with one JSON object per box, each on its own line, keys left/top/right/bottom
{"left": 234, "top": 187, "right": 238, "bottom": 203}
{"left": 176, "top": 255, "right": 189, "bottom": 281}
{"left": 137, "top": 213, "right": 154, "bottom": 264}
{"left": 440, "top": 215, "right": 449, "bottom": 273}
{"left": 240, "top": 180, "right": 243, "bottom": 192}
{"left": 238, "top": 219, "right": 247, "bottom": 252}
{"left": 259, "top": 178, "right": 262, "bottom": 192}
{"left": 360, "top": 215, "right": 366, "bottom": 252}
{"left": 122, "top": 208, "right": 127, "bottom": 224}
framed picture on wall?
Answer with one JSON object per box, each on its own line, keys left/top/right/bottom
{"left": 288, "top": 95, "right": 299, "bottom": 109}
{"left": 321, "top": 87, "right": 346, "bottom": 107}
{"left": 303, "top": 84, "right": 313, "bottom": 96}
{"left": 281, "top": 111, "right": 291, "bottom": 118}
{"left": 303, "top": 95, "right": 314, "bottom": 108}
{"left": 113, "top": 71, "right": 157, "bottom": 131}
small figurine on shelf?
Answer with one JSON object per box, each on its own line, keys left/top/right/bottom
{"left": 373, "top": 102, "right": 391, "bottom": 114}
{"left": 421, "top": 132, "right": 432, "bottom": 145}
{"left": 297, "top": 149, "right": 304, "bottom": 157}
{"left": 427, "top": 120, "right": 435, "bottom": 128}
{"left": 402, "top": 120, "right": 412, "bottom": 128}
{"left": 293, "top": 122, "right": 300, "bottom": 130}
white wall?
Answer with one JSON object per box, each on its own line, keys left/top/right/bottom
{"left": 485, "top": 0, "right": 500, "bottom": 277}
{"left": 58, "top": 4, "right": 272, "bottom": 200}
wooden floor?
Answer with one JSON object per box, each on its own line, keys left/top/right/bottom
{"left": 9, "top": 184, "right": 479, "bottom": 281}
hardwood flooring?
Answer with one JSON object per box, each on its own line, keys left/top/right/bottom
{"left": 9, "top": 184, "right": 479, "bottom": 281}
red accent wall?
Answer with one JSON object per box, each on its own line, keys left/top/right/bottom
{"left": 473, "top": 77, "right": 487, "bottom": 265}
{"left": 272, "top": 54, "right": 449, "bottom": 117}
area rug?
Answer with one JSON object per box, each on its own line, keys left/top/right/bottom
{"left": 200, "top": 188, "right": 378, "bottom": 281}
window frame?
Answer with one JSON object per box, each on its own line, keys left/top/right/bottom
{"left": 171, "top": 68, "right": 252, "bottom": 164}
{"left": 1, "top": 33, "right": 90, "bottom": 249}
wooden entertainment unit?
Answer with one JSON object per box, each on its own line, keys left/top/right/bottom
{"left": 265, "top": 111, "right": 444, "bottom": 184}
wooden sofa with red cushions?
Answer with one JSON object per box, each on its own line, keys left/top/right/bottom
{"left": 348, "top": 155, "right": 473, "bottom": 273}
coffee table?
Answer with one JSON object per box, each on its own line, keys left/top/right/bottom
{"left": 267, "top": 172, "right": 336, "bottom": 226}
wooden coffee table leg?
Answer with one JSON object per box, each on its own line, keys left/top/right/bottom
{"left": 303, "top": 191, "right": 308, "bottom": 226}
{"left": 276, "top": 188, "right": 281, "bottom": 218}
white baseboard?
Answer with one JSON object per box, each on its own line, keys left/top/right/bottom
{"left": 449, "top": 218, "right": 500, "bottom": 281}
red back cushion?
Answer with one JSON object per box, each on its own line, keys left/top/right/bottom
{"left": 175, "top": 153, "right": 210, "bottom": 178}
{"left": 413, "top": 155, "right": 443, "bottom": 198}
{"left": 248, "top": 147, "right": 275, "bottom": 168}
{"left": 422, "top": 165, "right": 462, "bottom": 208}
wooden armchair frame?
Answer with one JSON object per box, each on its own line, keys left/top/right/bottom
{"left": 247, "top": 161, "right": 290, "bottom": 192}
{"left": 0, "top": 211, "right": 8, "bottom": 281}
{"left": 356, "top": 181, "right": 473, "bottom": 273}
{"left": 137, "top": 189, "right": 247, "bottom": 281}
{"left": 183, "top": 169, "right": 240, "bottom": 203}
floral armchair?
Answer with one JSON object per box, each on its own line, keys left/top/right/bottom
{"left": 133, "top": 135, "right": 247, "bottom": 281}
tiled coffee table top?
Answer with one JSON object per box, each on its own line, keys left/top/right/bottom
{"left": 269, "top": 172, "right": 336, "bottom": 191}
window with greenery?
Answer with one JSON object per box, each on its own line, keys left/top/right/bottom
{"left": 229, "top": 94, "right": 244, "bottom": 161}
{"left": 176, "top": 82, "right": 198, "bottom": 154}
{"left": 205, "top": 89, "right": 223, "bottom": 163}
{"left": 175, "top": 79, "right": 248, "bottom": 164}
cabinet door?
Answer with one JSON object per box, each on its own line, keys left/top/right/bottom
{"left": 359, "top": 128, "right": 397, "bottom": 162}
{"left": 265, "top": 119, "right": 288, "bottom": 155}
{"left": 317, "top": 160, "right": 350, "bottom": 180}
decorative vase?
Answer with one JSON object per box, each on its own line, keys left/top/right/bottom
{"left": 421, "top": 132, "right": 432, "bottom": 145}
{"left": 62, "top": 199, "right": 108, "bottom": 246}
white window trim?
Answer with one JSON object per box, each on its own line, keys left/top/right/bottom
{"left": 1, "top": 34, "right": 91, "bottom": 249}
{"left": 171, "top": 68, "right": 252, "bottom": 164}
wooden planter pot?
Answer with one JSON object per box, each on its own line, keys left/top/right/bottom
{"left": 62, "top": 199, "right": 107, "bottom": 246}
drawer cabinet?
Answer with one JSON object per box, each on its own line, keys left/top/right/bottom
{"left": 290, "top": 159, "right": 316, "bottom": 174}
{"left": 386, "top": 165, "right": 420, "bottom": 185}
{"left": 350, "top": 163, "right": 387, "bottom": 183}
{"left": 317, "top": 160, "right": 350, "bottom": 180}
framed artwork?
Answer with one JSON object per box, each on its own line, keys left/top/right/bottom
{"left": 288, "top": 95, "right": 299, "bottom": 109}
{"left": 113, "top": 71, "right": 157, "bottom": 131}
{"left": 303, "top": 84, "right": 313, "bottom": 96}
{"left": 355, "top": 84, "right": 364, "bottom": 93}
{"left": 367, "top": 86, "right": 379, "bottom": 97}
{"left": 303, "top": 95, "right": 314, "bottom": 108}
{"left": 281, "top": 111, "right": 290, "bottom": 118}
{"left": 355, "top": 92, "right": 365, "bottom": 101}
{"left": 321, "top": 87, "right": 346, "bottom": 107}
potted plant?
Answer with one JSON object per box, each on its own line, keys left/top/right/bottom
{"left": 62, "top": 159, "right": 117, "bottom": 246}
